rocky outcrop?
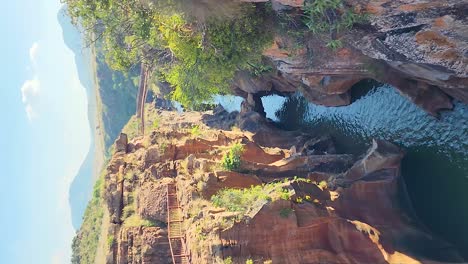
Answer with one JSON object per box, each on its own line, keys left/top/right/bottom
{"left": 136, "top": 181, "right": 168, "bottom": 223}
{"left": 233, "top": 0, "right": 468, "bottom": 116}
{"left": 115, "top": 226, "right": 171, "bottom": 264}
{"left": 115, "top": 133, "right": 128, "bottom": 153}
{"left": 99, "top": 105, "right": 463, "bottom": 263}
{"left": 216, "top": 140, "right": 462, "bottom": 263}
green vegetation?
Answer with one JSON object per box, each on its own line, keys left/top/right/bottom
{"left": 93, "top": 42, "right": 138, "bottom": 151}
{"left": 121, "top": 203, "right": 135, "bottom": 220}
{"left": 211, "top": 182, "right": 293, "bottom": 217}
{"left": 279, "top": 186, "right": 292, "bottom": 200}
{"left": 152, "top": 117, "right": 160, "bottom": 130}
{"left": 107, "top": 235, "right": 115, "bottom": 249}
{"left": 121, "top": 105, "right": 161, "bottom": 141}
{"left": 210, "top": 177, "right": 324, "bottom": 221}
{"left": 119, "top": 188, "right": 161, "bottom": 228}
{"left": 302, "top": 0, "right": 367, "bottom": 49}
{"left": 71, "top": 172, "right": 105, "bottom": 264}
{"left": 211, "top": 185, "right": 270, "bottom": 213}
{"left": 221, "top": 143, "right": 244, "bottom": 171}
{"left": 325, "top": 39, "right": 343, "bottom": 50}
{"left": 246, "top": 259, "right": 254, "bottom": 264}
{"left": 121, "top": 115, "right": 140, "bottom": 141}
{"left": 65, "top": 1, "right": 273, "bottom": 108}
{"left": 190, "top": 125, "right": 202, "bottom": 138}
{"left": 224, "top": 257, "right": 233, "bottom": 264}
{"left": 162, "top": 7, "right": 272, "bottom": 107}
{"left": 249, "top": 62, "right": 274, "bottom": 77}
{"left": 318, "top": 180, "right": 328, "bottom": 190}
{"left": 123, "top": 215, "right": 160, "bottom": 227}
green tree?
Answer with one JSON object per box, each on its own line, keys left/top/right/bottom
{"left": 63, "top": 0, "right": 272, "bottom": 108}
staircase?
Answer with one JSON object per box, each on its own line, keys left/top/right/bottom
{"left": 167, "top": 183, "right": 190, "bottom": 264}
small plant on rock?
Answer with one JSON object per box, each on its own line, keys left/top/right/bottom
{"left": 190, "top": 125, "right": 202, "bottom": 138}
{"left": 279, "top": 187, "right": 292, "bottom": 200}
{"left": 221, "top": 143, "right": 244, "bottom": 171}
{"left": 326, "top": 39, "right": 343, "bottom": 50}
{"left": 318, "top": 180, "right": 328, "bottom": 190}
{"left": 107, "top": 235, "right": 115, "bottom": 249}
{"left": 302, "top": 0, "right": 367, "bottom": 50}
{"left": 224, "top": 257, "right": 233, "bottom": 264}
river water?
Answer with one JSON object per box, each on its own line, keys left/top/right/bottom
{"left": 217, "top": 80, "right": 468, "bottom": 257}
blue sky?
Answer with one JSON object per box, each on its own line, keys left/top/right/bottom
{"left": 0, "top": 1, "right": 90, "bottom": 263}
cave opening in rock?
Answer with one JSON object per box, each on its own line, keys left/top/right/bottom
{"left": 255, "top": 81, "right": 468, "bottom": 261}
{"left": 349, "top": 79, "right": 383, "bottom": 103}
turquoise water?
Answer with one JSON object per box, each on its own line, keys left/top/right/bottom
{"left": 218, "top": 82, "right": 468, "bottom": 257}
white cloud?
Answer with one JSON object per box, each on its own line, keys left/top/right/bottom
{"left": 21, "top": 76, "right": 41, "bottom": 121}
{"left": 29, "top": 42, "right": 39, "bottom": 66}
{"left": 21, "top": 42, "right": 41, "bottom": 121}
{"left": 51, "top": 251, "right": 66, "bottom": 264}
{"left": 25, "top": 104, "right": 38, "bottom": 121}
{"left": 21, "top": 77, "right": 40, "bottom": 103}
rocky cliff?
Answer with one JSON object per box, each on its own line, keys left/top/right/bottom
{"left": 70, "top": 1, "right": 468, "bottom": 262}
{"left": 97, "top": 103, "right": 463, "bottom": 263}
{"left": 233, "top": 0, "right": 467, "bottom": 117}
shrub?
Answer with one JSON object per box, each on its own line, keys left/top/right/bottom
{"left": 318, "top": 180, "right": 328, "bottom": 190}
{"left": 302, "top": 0, "right": 367, "bottom": 49}
{"left": 221, "top": 143, "right": 244, "bottom": 171}
{"left": 224, "top": 257, "right": 233, "bottom": 264}
{"left": 211, "top": 182, "right": 294, "bottom": 217}
{"left": 211, "top": 185, "right": 270, "bottom": 214}
{"left": 190, "top": 125, "right": 201, "bottom": 138}
{"left": 246, "top": 259, "right": 254, "bottom": 264}
{"left": 326, "top": 39, "right": 343, "bottom": 50}
{"left": 279, "top": 187, "right": 292, "bottom": 200}
{"left": 302, "top": 0, "right": 366, "bottom": 34}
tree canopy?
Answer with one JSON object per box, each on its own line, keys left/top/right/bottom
{"left": 63, "top": 0, "right": 272, "bottom": 108}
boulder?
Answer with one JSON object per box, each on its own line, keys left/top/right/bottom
{"left": 116, "top": 227, "right": 171, "bottom": 264}
{"left": 115, "top": 133, "right": 128, "bottom": 153}
{"left": 136, "top": 181, "right": 168, "bottom": 223}
{"left": 345, "top": 139, "right": 404, "bottom": 181}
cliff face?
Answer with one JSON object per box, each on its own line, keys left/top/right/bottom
{"left": 233, "top": 0, "right": 467, "bottom": 116}
{"left": 99, "top": 103, "right": 462, "bottom": 263}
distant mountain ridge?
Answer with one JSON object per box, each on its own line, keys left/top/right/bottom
{"left": 59, "top": 5, "right": 138, "bottom": 230}
{"left": 58, "top": 5, "right": 98, "bottom": 230}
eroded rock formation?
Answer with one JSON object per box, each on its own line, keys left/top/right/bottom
{"left": 99, "top": 104, "right": 463, "bottom": 263}
{"left": 233, "top": 0, "right": 468, "bottom": 116}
